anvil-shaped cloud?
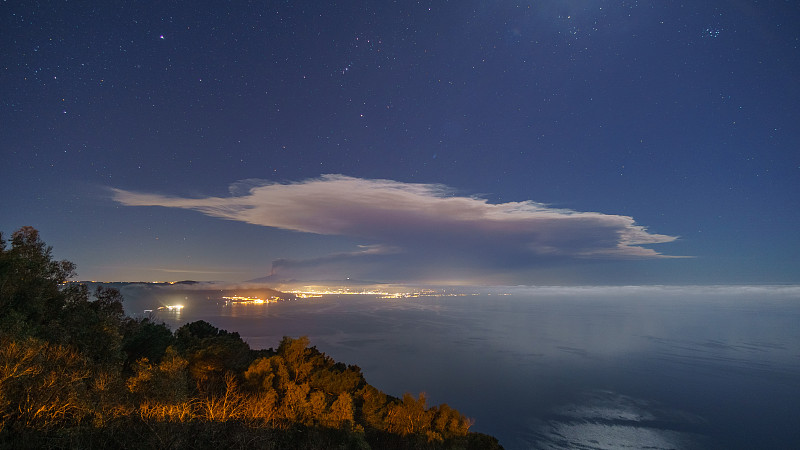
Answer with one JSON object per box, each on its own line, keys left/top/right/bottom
{"left": 112, "top": 175, "right": 679, "bottom": 283}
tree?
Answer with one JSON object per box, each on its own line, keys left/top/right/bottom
{"left": 121, "top": 318, "right": 175, "bottom": 369}
{"left": 174, "top": 321, "right": 252, "bottom": 393}
{"left": 276, "top": 336, "right": 319, "bottom": 383}
{"left": 244, "top": 355, "right": 295, "bottom": 393}
{"left": 309, "top": 362, "right": 365, "bottom": 396}
{"left": 324, "top": 392, "right": 354, "bottom": 429}
{"left": 127, "top": 346, "right": 189, "bottom": 404}
{"left": 280, "top": 381, "right": 311, "bottom": 423}
{"left": 431, "top": 403, "right": 472, "bottom": 437}
{"left": 357, "top": 385, "right": 389, "bottom": 430}
{"left": 386, "top": 392, "right": 432, "bottom": 436}
{"left": 0, "top": 228, "right": 127, "bottom": 365}
{"left": 92, "top": 285, "right": 125, "bottom": 319}
{"left": 59, "top": 285, "right": 126, "bottom": 365}
{"left": 0, "top": 227, "right": 75, "bottom": 337}
{"left": 308, "top": 390, "right": 327, "bottom": 423}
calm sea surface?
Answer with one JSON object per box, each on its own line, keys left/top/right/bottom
{"left": 121, "top": 285, "right": 800, "bottom": 450}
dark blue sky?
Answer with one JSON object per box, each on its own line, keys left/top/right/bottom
{"left": 2, "top": 1, "right": 798, "bottom": 284}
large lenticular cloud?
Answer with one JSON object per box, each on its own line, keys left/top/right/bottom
{"left": 112, "top": 175, "right": 680, "bottom": 280}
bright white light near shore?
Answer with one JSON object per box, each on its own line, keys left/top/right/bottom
{"left": 158, "top": 304, "right": 183, "bottom": 311}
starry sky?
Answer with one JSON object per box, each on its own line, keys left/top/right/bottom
{"left": 2, "top": 1, "right": 798, "bottom": 285}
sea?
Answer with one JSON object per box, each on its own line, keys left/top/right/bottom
{"left": 119, "top": 284, "right": 800, "bottom": 450}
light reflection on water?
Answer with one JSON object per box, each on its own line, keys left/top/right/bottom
{"left": 121, "top": 285, "right": 800, "bottom": 449}
{"left": 528, "top": 390, "right": 709, "bottom": 449}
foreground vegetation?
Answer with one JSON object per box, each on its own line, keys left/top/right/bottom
{"left": 0, "top": 227, "right": 502, "bottom": 449}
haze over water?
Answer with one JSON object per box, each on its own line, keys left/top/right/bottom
{"left": 122, "top": 284, "right": 800, "bottom": 450}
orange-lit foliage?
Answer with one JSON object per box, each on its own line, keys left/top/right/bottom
{"left": 127, "top": 346, "right": 189, "bottom": 404}
{"left": 387, "top": 392, "right": 432, "bottom": 436}
{"left": 0, "top": 336, "right": 91, "bottom": 431}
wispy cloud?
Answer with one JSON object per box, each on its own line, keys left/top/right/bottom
{"left": 112, "top": 175, "right": 681, "bottom": 282}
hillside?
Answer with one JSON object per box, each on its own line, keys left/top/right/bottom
{"left": 0, "top": 227, "right": 502, "bottom": 449}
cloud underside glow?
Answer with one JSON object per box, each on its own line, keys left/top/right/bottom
{"left": 113, "top": 175, "right": 680, "bottom": 282}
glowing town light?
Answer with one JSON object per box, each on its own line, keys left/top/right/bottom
{"left": 157, "top": 304, "right": 184, "bottom": 312}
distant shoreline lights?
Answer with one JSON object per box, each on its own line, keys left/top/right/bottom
{"left": 222, "top": 295, "right": 278, "bottom": 304}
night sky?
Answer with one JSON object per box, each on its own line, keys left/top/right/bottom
{"left": 2, "top": 1, "right": 798, "bottom": 285}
